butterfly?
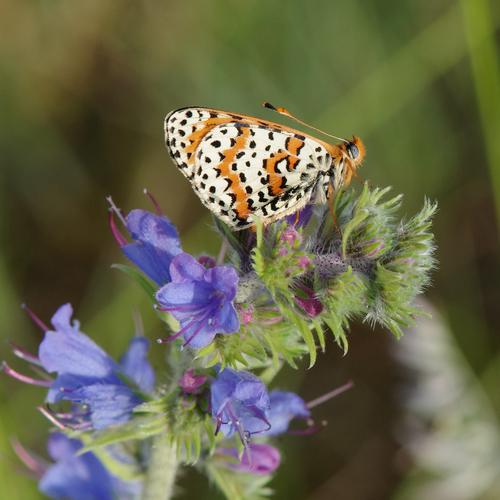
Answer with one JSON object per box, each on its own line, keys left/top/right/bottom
{"left": 164, "top": 103, "right": 365, "bottom": 230}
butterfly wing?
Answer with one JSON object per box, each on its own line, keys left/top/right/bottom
{"left": 165, "top": 107, "right": 334, "bottom": 229}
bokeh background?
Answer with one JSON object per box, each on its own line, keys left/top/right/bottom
{"left": 1, "top": 1, "right": 499, "bottom": 498}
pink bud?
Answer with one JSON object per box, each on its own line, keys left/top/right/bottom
{"left": 178, "top": 369, "right": 207, "bottom": 394}
{"left": 281, "top": 226, "right": 300, "bottom": 245}
{"left": 239, "top": 305, "right": 254, "bottom": 326}
{"left": 297, "top": 255, "right": 312, "bottom": 269}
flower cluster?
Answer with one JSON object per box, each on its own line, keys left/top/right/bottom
{"left": 3, "top": 184, "right": 436, "bottom": 499}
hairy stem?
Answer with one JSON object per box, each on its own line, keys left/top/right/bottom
{"left": 142, "top": 434, "right": 178, "bottom": 500}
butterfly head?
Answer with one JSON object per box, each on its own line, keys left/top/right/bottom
{"left": 344, "top": 136, "right": 365, "bottom": 168}
{"left": 331, "top": 136, "right": 365, "bottom": 187}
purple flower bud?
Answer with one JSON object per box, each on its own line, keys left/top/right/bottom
{"left": 178, "top": 369, "right": 207, "bottom": 394}
{"left": 197, "top": 255, "right": 216, "bottom": 268}
{"left": 156, "top": 253, "right": 240, "bottom": 348}
{"left": 294, "top": 286, "right": 323, "bottom": 317}
{"left": 210, "top": 368, "right": 270, "bottom": 442}
{"left": 217, "top": 443, "right": 281, "bottom": 475}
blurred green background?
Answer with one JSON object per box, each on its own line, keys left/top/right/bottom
{"left": 1, "top": 0, "right": 499, "bottom": 498}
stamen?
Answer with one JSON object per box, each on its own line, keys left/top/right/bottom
{"left": 37, "top": 406, "right": 67, "bottom": 430}
{"left": 143, "top": 188, "right": 163, "bottom": 215}
{"left": 215, "top": 417, "right": 222, "bottom": 436}
{"left": 11, "top": 438, "right": 47, "bottom": 477}
{"left": 306, "top": 380, "right": 354, "bottom": 409}
{"left": 226, "top": 403, "right": 248, "bottom": 446}
{"left": 183, "top": 315, "right": 210, "bottom": 347}
{"left": 9, "top": 342, "right": 41, "bottom": 366}
{"left": 106, "top": 195, "right": 128, "bottom": 226}
{"left": 21, "top": 304, "right": 49, "bottom": 332}
{"left": 1, "top": 362, "right": 52, "bottom": 387}
{"left": 108, "top": 210, "right": 128, "bottom": 247}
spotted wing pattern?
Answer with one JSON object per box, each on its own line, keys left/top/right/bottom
{"left": 164, "top": 107, "right": 336, "bottom": 229}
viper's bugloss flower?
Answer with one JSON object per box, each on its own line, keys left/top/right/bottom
{"left": 217, "top": 443, "right": 281, "bottom": 475}
{"left": 156, "top": 253, "right": 240, "bottom": 348}
{"left": 210, "top": 368, "right": 270, "bottom": 441}
{"left": 117, "top": 209, "right": 183, "bottom": 285}
{"left": 39, "top": 304, "right": 154, "bottom": 429}
{"left": 39, "top": 433, "right": 130, "bottom": 500}
{"left": 264, "top": 391, "right": 310, "bottom": 436}
{"left": 178, "top": 369, "right": 207, "bottom": 394}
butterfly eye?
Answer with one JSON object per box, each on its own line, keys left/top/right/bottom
{"left": 346, "top": 143, "right": 359, "bottom": 160}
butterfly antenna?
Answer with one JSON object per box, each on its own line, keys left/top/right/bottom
{"left": 263, "top": 102, "right": 348, "bottom": 143}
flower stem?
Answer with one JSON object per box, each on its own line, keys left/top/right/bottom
{"left": 142, "top": 434, "right": 178, "bottom": 500}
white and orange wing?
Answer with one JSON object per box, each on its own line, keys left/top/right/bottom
{"left": 164, "top": 107, "right": 335, "bottom": 229}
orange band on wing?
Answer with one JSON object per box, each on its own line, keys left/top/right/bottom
{"left": 217, "top": 128, "right": 251, "bottom": 219}
{"left": 185, "top": 118, "right": 232, "bottom": 161}
{"left": 265, "top": 151, "right": 289, "bottom": 196}
{"left": 286, "top": 137, "right": 304, "bottom": 163}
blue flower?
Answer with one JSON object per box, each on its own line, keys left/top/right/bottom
{"left": 156, "top": 252, "right": 240, "bottom": 348}
{"left": 264, "top": 391, "right": 310, "bottom": 436}
{"left": 210, "top": 368, "right": 270, "bottom": 441}
{"left": 217, "top": 443, "right": 281, "bottom": 475}
{"left": 38, "top": 303, "right": 155, "bottom": 429}
{"left": 116, "top": 208, "right": 183, "bottom": 285}
{"left": 39, "top": 433, "right": 124, "bottom": 500}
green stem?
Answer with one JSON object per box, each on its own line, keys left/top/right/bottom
{"left": 142, "top": 434, "right": 178, "bottom": 500}
{"left": 460, "top": 0, "right": 500, "bottom": 226}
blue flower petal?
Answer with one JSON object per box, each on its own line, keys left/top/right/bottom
{"left": 39, "top": 330, "right": 118, "bottom": 379}
{"left": 156, "top": 280, "right": 213, "bottom": 311}
{"left": 46, "top": 373, "right": 119, "bottom": 404}
{"left": 123, "top": 209, "right": 182, "bottom": 285}
{"left": 126, "top": 209, "right": 180, "bottom": 252}
{"left": 119, "top": 337, "right": 155, "bottom": 394}
{"left": 46, "top": 432, "right": 80, "bottom": 461}
{"left": 40, "top": 434, "right": 115, "bottom": 500}
{"left": 216, "top": 302, "right": 240, "bottom": 334}
{"left": 122, "top": 243, "right": 173, "bottom": 286}
{"left": 211, "top": 368, "right": 270, "bottom": 438}
{"left": 208, "top": 266, "right": 239, "bottom": 298}
{"left": 264, "top": 390, "right": 310, "bottom": 436}
{"left": 169, "top": 252, "right": 205, "bottom": 282}
{"left": 182, "top": 325, "right": 218, "bottom": 349}
{"left": 73, "top": 384, "right": 142, "bottom": 429}
{"left": 50, "top": 304, "right": 81, "bottom": 335}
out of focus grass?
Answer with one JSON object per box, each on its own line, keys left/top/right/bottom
{"left": 0, "top": 1, "right": 499, "bottom": 499}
